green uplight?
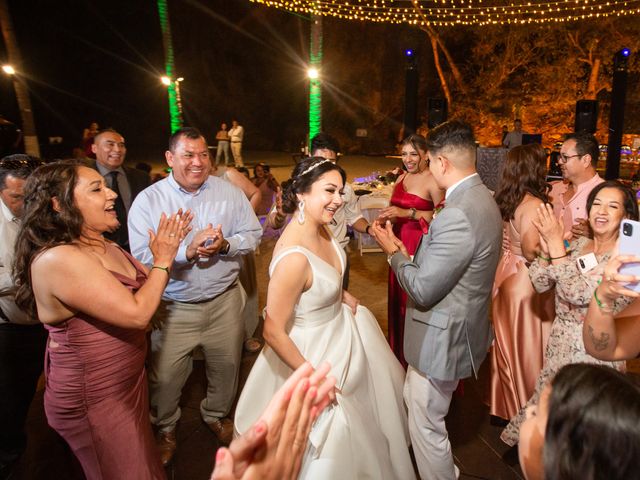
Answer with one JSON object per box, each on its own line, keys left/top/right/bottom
{"left": 309, "top": 14, "right": 322, "bottom": 148}
{"left": 157, "top": 0, "right": 182, "bottom": 132}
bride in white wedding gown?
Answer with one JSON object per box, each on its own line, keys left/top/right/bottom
{"left": 235, "top": 157, "right": 415, "bottom": 479}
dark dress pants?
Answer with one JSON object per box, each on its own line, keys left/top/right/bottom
{"left": 0, "top": 322, "right": 47, "bottom": 470}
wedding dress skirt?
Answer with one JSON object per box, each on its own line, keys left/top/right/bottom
{"left": 235, "top": 243, "right": 414, "bottom": 479}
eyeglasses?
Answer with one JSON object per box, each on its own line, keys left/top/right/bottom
{"left": 558, "top": 153, "right": 583, "bottom": 164}
{"left": 0, "top": 156, "right": 43, "bottom": 171}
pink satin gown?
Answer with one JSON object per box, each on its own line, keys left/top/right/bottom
{"left": 387, "top": 176, "right": 433, "bottom": 369}
{"left": 488, "top": 220, "right": 554, "bottom": 420}
{"left": 44, "top": 250, "right": 165, "bottom": 480}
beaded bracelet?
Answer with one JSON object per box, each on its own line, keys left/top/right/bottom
{"left": 593, "top": 288, "right": 614, "bottom": 313}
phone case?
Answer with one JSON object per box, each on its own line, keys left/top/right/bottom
{"left": 619, "top": 219, "right": 640, "bottom": 292}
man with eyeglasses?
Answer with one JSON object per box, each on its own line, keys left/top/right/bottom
{"left": 0, "top": 154, "right": 46, "bottom": 477}
{"left": 88, "top": 128, "right": 150, "bottom": 251}
{"left": 549, "top": 132, "right": 604, "bottom": 239}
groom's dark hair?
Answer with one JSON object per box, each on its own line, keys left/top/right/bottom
{"left": 425, "top": 120, "right": 476, "bottom": 157}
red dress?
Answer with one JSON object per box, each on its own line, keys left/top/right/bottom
{"left": 387, "top": 176, "right": 434, "bottom": 368}
{"left": 44, "top": 250, "right": 165, "bottom": 480}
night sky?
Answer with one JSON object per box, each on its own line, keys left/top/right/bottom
{"left": 0, "top": 0, "right": 318, "bottom": 160}
{"left": 0, "top": 0, "right": 443, "bottom": 161}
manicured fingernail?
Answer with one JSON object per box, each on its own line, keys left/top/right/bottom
{"left": 254, "top": 421, "right": 266, "bottom": 435}
{"left": 216, "top": 448, "right": 226, "bottom": 461}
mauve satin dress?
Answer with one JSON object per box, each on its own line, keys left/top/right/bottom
{"left": 43, "top": 250, "right": 165, "bottom": 480}
{"left": 387, "top": 176, "right": 433, "bottom": 369}
{"left": 488, "top": 219, "right": 554, "bottom": 420}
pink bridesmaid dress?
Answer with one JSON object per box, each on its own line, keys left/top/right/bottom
{"left": 44, "top": 250, "right": 165, "bottom": 480}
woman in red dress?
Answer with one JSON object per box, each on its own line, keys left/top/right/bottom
{"left": 13, "top": 160, "right": 191, "bottom": 480}
{"left": 378, "top": 135, "right": 444, "bottom": 367}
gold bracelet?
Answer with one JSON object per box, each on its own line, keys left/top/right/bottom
{"left": 152, "top": 265, "right": 170, "bottom": 275}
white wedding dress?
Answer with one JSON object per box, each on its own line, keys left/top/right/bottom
{"left": 234, "top": 236, "right": 415, "bottom": 479}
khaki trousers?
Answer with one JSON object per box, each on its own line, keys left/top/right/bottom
{"left": 149, "top": 281, "right": 246, "bottom": 432}
{"left": 231, "top": 142, "right": 243, "bottom": 167}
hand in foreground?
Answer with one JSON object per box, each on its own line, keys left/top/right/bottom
{"left": 149, "top": 209, "right": 193, "bottom": 267}
{"left": 371, "top": 220, "right": 409, "bottom": 257}
{"left": 210, "top": 362, "right": 336, "bottom": 480}
{"left": 342, "top": 289, "right": 360, "bottom": 314}
{"left": 596, "top": 255, "right": 640, "bottom": 304}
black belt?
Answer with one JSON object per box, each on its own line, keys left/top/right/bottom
{"left": 231, "top": 141, "right": 242, "bottom": 143}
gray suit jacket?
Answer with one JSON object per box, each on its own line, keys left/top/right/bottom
{"left": 390, "top": 174, "right": 502, "bottom": 381}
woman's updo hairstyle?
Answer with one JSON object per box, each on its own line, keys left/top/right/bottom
{"left": 281, "top": 156, "right": 346, "bottom": 214}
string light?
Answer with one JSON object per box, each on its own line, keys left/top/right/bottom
{"left": 249, "top": 0, "right": 640, "bottom": 26}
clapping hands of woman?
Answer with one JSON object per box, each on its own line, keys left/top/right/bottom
{"left": 148, "top": 209, "right": 193, "bottom": 269}
{"left": 211, "top": 362, "right": 336, "bottom": 480}
{"left": 532, "top": 203, "right": 565, "bottom": 260}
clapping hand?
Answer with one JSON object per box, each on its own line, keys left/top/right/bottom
{"left": 371, "top": 220, "right": 409, "bottom": 258}
{"left": 210, "top": 362, "right": 336, "bottom": 480}
{"left": 149, "top": 209, "right": 193, "bottom": 267}
{"left": 187, "top": 224, "right": 225, "bottom": 260}
{"left": 532, "top": 204, "right": 565, "bottom": 256}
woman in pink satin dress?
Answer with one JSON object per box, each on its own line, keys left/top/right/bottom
{"left": 489, "top": 144, "right": 554, "bottom": 420}
{"left": 378, "top": 134, "right": 444, "bottom": 368}
{"left": 13, "top": 161, "right": 191, "bottom": 480}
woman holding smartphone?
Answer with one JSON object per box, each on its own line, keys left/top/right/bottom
{"left": 583, "top": 249, "right": 640, "bottom": 360}
{"left": 501, "top": 180, "right": 639, "bottom": 446}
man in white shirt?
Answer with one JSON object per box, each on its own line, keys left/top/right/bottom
{"left": 503, "top": 119, "right": 525, "bottom": 149}
{"left": 228, "top": 120, "right": 244, "bottom": 167}
{"left": 0, "top": 155, "right": 46, "bottom": 477}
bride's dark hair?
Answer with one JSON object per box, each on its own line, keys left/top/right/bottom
{"left": 281, "top": 157, "right": 346, "bottom": 214}
{"left": 13, "top": 160, "right": 85, "bottom": 317}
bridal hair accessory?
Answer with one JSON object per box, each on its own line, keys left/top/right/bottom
{"left": 298, "top": 199, "right": 305, "bottom": 224}
{"left": 297, "top": 158, "right": 332, "bottom": 179}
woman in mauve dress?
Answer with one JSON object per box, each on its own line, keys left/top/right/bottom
{"left": 378, "top": 134, "right": 444, "bottom": 368}
{"left": 488, "top": 144, "right": 554, "bottom": 421}
{"left": 13, "top": 160, "right": 191, "bottom": 480}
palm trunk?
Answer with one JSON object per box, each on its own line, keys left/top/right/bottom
{"left": 0, "top": 0, "right": 40, "bottom": 156}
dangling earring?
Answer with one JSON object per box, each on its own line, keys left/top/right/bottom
{"left": 297, "top": 199, "right": 305, "bottom": 224}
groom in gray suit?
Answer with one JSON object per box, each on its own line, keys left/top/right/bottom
{"left": 373, "top": 120, "right": 502, "bottom": 479}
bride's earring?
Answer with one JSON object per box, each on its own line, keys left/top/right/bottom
{"left": 297, "top": 199, "right": 305, "bottom": 224}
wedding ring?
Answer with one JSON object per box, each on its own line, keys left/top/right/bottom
{"left": 169, "top": 233, "right": 176, "bottom": 237}
{"left": 606, "top": 275, "right": 614, "bottom": 282}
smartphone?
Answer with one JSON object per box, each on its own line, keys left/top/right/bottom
{"left": 576, "top": 253, "right": 598, "bottom": 274}
{"left": 618, "top": 219, "right": 640, "bottom": 292}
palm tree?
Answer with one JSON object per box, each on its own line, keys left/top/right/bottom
{"left": 0, "top": 0, "right": 40, "bottom": 156}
